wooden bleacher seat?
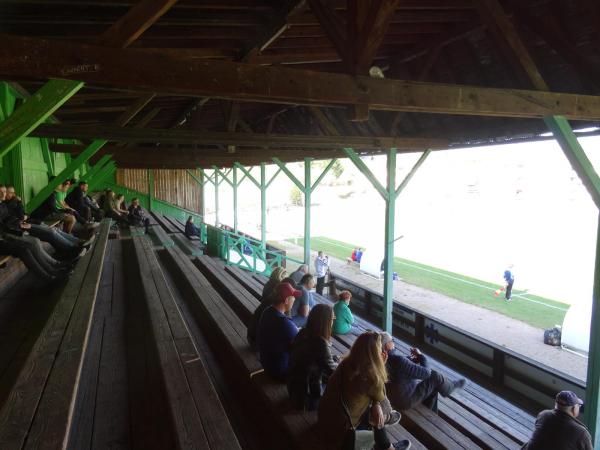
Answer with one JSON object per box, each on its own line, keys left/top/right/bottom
{"left": 131, "top": 235, "right": 242, "bottom": 450}
{"left": 149, "top": 211, "right": 180, "bottom": 234}
{"left": 0, "top": 219, "right": 111, "bottom": 449}
{"left": 159, "top": 246, "right": 425, "bottom": 450}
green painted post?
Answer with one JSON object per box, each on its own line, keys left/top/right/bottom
{"left": 382, "top": 149, "right": 397, "bottom": 333}
{"left": 0, "top": 80, "right": 84, "bottom": 158}
{"left": 25, "top": 139, "right": 108, "bottom": 213}
{"left": 260, "top": 163, "right": 266, "bottom": 249}
{"left": 304, "top": 158, "right": 312, "bottom": 265}
{"left": 87, "top": 162, "right": 115, "bottom": 191}
{"left": 215, "top": 169, "right": 219, "bottom": 226}
{"left": 200, "top": 169, "right": 206, "bottom": 222}
{"left": 148, "top": 169, "right": 154, "bottom": 212}
{"left": 585, "top": 215, "right": 600, "bottom": 448}
{"left": 544, "top": 116, "right": 600, "bottom": 445}
{"left": 84, "top": 155, "right": 112, "bottom": 185}
{"left": 233, "top": 166, "right": 238, "bottom": 233}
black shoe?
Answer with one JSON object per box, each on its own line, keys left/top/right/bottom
{"left": 385, "top": 410, "right": 401, "bottom": 426}
{"left": 392, "top": 440, "right": 411, "bottom": 450}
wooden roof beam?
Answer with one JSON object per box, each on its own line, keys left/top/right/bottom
{"left": 35, "top": 124, "right": 447, "bottom": 150}
{"left": 4, "top": 35, "right": 600, "bottom": 120}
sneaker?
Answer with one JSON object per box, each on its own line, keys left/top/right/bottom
{"left": 392, "top": 440, "right": 411, "bottom": 450}
{"left": 505, "top": 297, "right": 512, "bottom": 302}
{"left": 76, "top": 247, "right": 88, "bottom": 259}
{"left": 453, "top": 378, "right": 467, "bottom": 390}
{"left": 385, "top": 410, "right": 401, "bottom": 426}
{"left": 80, "top": 234, "right": 96, "bottom": 247}
{"left": 85, "top": 222, "right": 100, "bottom": 230}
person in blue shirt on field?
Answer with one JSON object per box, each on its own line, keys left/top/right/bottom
{"left": 504, "top": 265, "right": 515, "bottom": 302}
{"left": 356, "top": 247, "right": 363, "bottom": 264}
{"left": 258, "top": 282, "right": 302, "bottom": 380}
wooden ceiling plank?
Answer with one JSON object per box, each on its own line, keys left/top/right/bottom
{"left": 4, "top": 35, "right": 600, "bottom": 120}
{"left": 306, "top": 0, "right": 349, "bottom": 66}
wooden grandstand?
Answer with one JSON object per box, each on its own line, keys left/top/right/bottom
{"left": 1, "top": 0, "right": 600, "bottom": 449}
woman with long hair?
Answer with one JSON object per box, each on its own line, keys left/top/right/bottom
{"left": 261, "top": 266, "right": 287, "bottom": 302}
{"left": 317, "top": 332, "right": 411, "bottom": 450}
{"left": 287, "top": 304, "right": 337, "bottom": 410}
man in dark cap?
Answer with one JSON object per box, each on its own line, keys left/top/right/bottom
{"left": 521, "top": 390, "right": 592, "bottom": 450}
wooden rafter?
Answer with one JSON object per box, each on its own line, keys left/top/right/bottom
{"left": 34, "top": 124, "right": 447, "bottom": 150}
{"left": 96, "top": 0, "right": 180, "bottom": 48}
{"left": 3, "top": 35, "right": 600, "bottom": 120}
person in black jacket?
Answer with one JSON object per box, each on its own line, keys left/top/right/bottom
{"left": 185, "top": 215, "right": 201, "bottom": 238}
{"left": 382, "top": 333, "right": 466, "bottom": 412}
{"left": 4, "top": 186, "right": 89, "bottom": 258}
{"left": 522, "top": 391, "right": 592, "bottom": 450}
{"left": 66, "top": 180, "right": 91, "bottom": 221}
{"left": 0, "top": 186, "right": 72, "bottom": 281}
{"left": 287, "top": 304, "right": 339, "bottom": 410}
{"left": 127, "top": 198, "right": 150, "bottom": 232}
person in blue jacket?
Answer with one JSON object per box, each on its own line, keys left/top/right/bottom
{"left": 504, "top": 265, "right": 515, "bottom": 301}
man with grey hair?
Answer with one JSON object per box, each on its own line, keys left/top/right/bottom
{"left": 521, "top": 390, "right": 592, "bottom": 450}
{"left": 290, "top": 264, "right": 309, "bottom": 285}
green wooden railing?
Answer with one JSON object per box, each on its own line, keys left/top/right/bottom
{"left": 216, "top": 227, "right": 302, "bottom": 276}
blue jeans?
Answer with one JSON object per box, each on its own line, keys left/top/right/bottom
{"left": 28, "top": 224, "right": 80, "bottom": 253}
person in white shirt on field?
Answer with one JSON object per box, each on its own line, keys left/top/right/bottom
{"left": 314, "top": 251, "right": 329, "bottom": 295}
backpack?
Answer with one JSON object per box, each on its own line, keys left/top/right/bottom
{"left": 544, "top": 327, "right": 561, "bottom": 346}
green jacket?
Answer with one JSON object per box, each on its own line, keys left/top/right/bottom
{"left": 332, "top": 300, "right": 354, "bottom": 335}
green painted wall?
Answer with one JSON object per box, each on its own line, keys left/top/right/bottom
{"left": 0, "top": 81, "right": 198, "bottom": 222}
{"left": 0, "top": 82, "right": 77, "bottom": 203}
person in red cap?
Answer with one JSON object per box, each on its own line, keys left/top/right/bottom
{"left": 521, "top": 390, "right": 592, "bottom": 450}
{"left": 258, "top": 282, "right": 302, "bottom": 380}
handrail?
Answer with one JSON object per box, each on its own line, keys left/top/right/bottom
{"left": 218, "top": 227, "right": 302, "bottom": 276}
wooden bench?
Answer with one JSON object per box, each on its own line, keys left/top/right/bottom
{"left": 161, "top": 247, "right": 425, "bottom": 450}
{"left": 172, "top": 232, "right": 203, "bottom": 256}
{"left": 148, "top": 221, "right": 175, "bottom": 248}
{"left": 0, "top": 219, "right": 111, "bottom": 449}
{"left": 149, "top": 211, "right": 180, "bottom": 234}
{"left": 131, "top": 235, "right": 242, "bottom": 450}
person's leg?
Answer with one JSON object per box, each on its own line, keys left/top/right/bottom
{"left": 505, "top": 281, "right": 513, "bottom": 300}
{"left": 372, "top": 426, "right": 393, "bottom": 450}
{"left": 20, "top": 235, "right": 64, "bottom": 271}
{"left": 316, "top": 276, "right": 325, "bottom": 295}
{"left": 28, "top": 224, "right": 79, "bottom": 253}
{"left": 409, "top": 370, "right": 463, "bottom": 412}
{"left": 63, "top": 214, "right": 76, "bottom": 233}
{"left": 0, "top": 239, "right": 56, "bottom": 280}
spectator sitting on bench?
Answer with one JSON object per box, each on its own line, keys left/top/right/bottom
{"left": 348, "top": 248, "right": 358, "bottom": 264}
{"left": 288, "top": 304, "right": 338, "bottom": 411}
{"left": 290, "top": 273, "right": 316, "bottom": 328}
{"left": 290, "top": 264, "right": 308, "bottom": 285}
{"left": 128, "top": 197, "right": 150, "bottom": 233}
{"left": 522, "top": 390, "right": 592, "bottom": 450}
{"left": 382, "top": 333, "right": 466, "bottom": 413}
{"left": 0, "top": 186, "right": 73, "bottom": 281}
{"left": 258, "top": 282, "right": 301, "bottom": 380}
{"left": 333, "top": 290, "right": 355, "bottom": 335}
{"left": 261, "top": 266, "right": 286, "bottom": 303}
{"left": 97, "top": 189, "right": 109, "bottom": 210}
{"left": 248, "top": 275, "right": 295, "bottom": 349}
{"left": 66, "top": 180, "right": 91, "bottom": 222}
{"left": 185, "top": 215, "right": 201, "bottom": 238}
{"left": 102, "top": 191, "right": 129, "bottom": 226}
{"left": 85, "top": 193, "right": 103, "bottom": 222}
{"left": 60, "top": 179, "right": 98, "bottom": 230}
{"left": 115, "top": 194, "right": 128, "bottom": 215}
{"left": 30, "top": 178, "right": 77, "bottom": 234}
{"left": 4, "top": 186, "right": 90, "bottom": 259}
{"left": 317, "top": 331, "right": 410, "bottom": 450}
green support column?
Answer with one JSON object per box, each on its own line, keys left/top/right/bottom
{"left": 148, "top": 169, "right": 154, "bottom": 212}
{"left": 0, "top": 80, "right": 83, "bottom": 159}
{"left": 214, "top": 169, "right": 219, "bottom": 227}
{"left": 233, "top": 166, "right": 238, "bottom": 233}
{"left": 304, "top": 158, "right": 312, "bottom": 266}
{"left": 200, "top": 169, "right": 206, "bottom": 221}
{"left": 382, "top": 149, "right": 397, "bottom": 333}
{"left": 87, "top": 161, "right": 115, "bottom": 191}
{"left": 260, "top": 163, "right": 266, "bottom": 249}
{"left": 84, "top": 155, "right": 112, "bottom": 185}
{"left": 544, "top": 116, "right": 600, "bottom": 445}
